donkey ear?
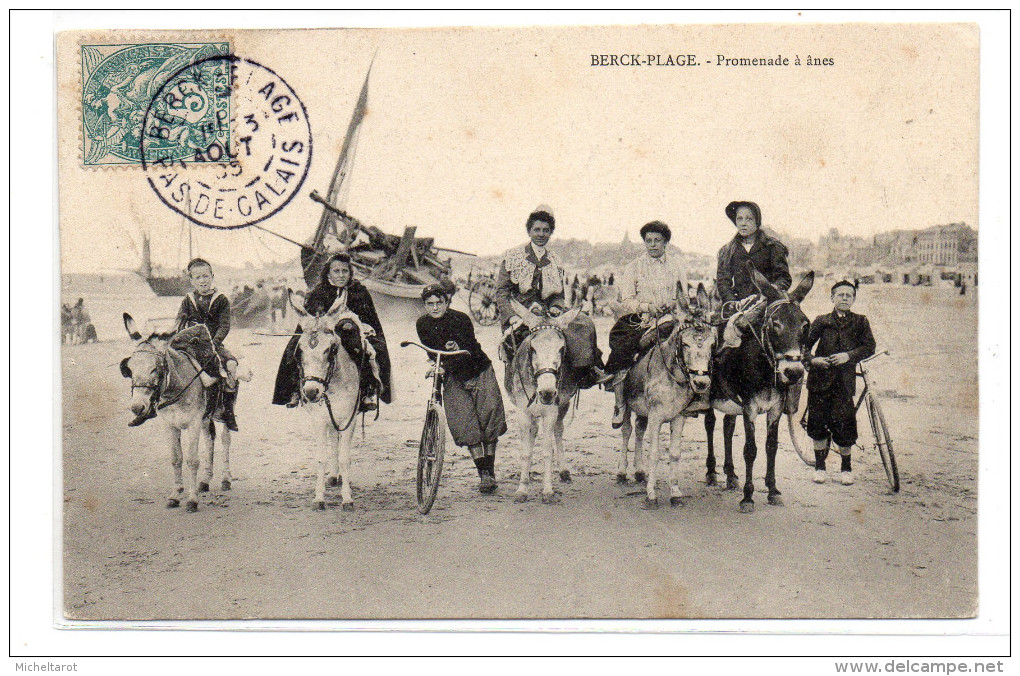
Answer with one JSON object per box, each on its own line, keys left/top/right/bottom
{"left": 511, "top": 299, "right": 541, "bottom": 330}
{"left": 675, "top": 281, "right": 690, "bottom": 313}
{"left": 123, "top": 313, "right": 142, "bottom": 341}
{"left": 748, "top": 263, "right": 781, "bottom": 301}
{"left": 789, "top": 270, "right": 815, "bottom": 304}
{"left": 556, "top": 306, "right": 581, "bottom": 328}
{"left": 119, "top": 357, "right": 132, "bottom": 378}
{"left": 696, "top": 283, "right": 710, "bottom": 311}
{"left": 287, "top": 288, "right": 308, "bottom": 318}
{"left": 326, "top": 289, "right": 348, "bottom": 318}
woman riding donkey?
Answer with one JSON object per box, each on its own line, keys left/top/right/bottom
{"left": 704, "top": 200, "right": 797, "bottom": 489}
{"left": 495, "top": 205, "right": 612, "bottom": 390}
{"left": 605, "top": 220, "right": 691, "bottom": 430}
{"left": 128, "top": 258, "right": 240, "bottom": 432}
{"left": 415, "top": 283, "right": 507, "bottom": 494}
{"left": 272, "top": 252, "right": 393, "bottom": 412}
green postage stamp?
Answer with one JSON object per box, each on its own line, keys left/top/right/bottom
{"left": 80, "top": 42, "right": 231, "bottom": 166}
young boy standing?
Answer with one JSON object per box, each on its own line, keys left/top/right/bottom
{"left": 805, "top": 279, "right": 876, "bottom": 485}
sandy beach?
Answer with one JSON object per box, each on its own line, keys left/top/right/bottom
{"left": 61, "top": 281, "right": 977, "bottom": 619}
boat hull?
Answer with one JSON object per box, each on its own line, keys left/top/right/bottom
{"left": 144, "top": 275, "right": 191, "bottom": 297}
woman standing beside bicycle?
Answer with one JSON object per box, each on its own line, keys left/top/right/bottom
{"left": 415, "top": 284, "right": 507, "bottom": 494}
{"left": 805, "top": 279, "right": 877, "bottom": 486}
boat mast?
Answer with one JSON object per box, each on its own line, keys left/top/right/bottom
{"left": 312, "top": 60, "right": 373, "bottom": 251}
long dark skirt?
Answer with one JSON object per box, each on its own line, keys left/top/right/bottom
{"left": 443, "top": 365, "right": 507, "bottom": 447}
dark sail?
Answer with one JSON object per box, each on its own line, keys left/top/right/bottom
{"left": 303, "top": 63, "right": 372, "bottom": 289}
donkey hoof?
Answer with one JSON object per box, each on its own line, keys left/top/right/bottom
{"left": 739, "top": 500, "right": 755, "bottom": 514}
{"left": 768, "top": 494, "right": 784, "bottom": 506}
{"left": 313, "top": 500, "right": 326, "bottom": 511}
{"left": 726, "top": 476, "right": 740, "bottom": 491}
{"left": 166, "top": 498, "right": 180, "bottom": 509}
{"left": 559, "top": 470, "right": 571, "bottom": 483}
{"left": 541, "top": 493, "right": 560, "bottom": 504}
{"left": 616, "top": 473, "right": 628, "bottom": 484}
{"left": 670, "top": 496, "right": 685, "bottom": 507}
{"left": 220, "top": 480, "right": 231, "bottom": 491}
{"left": 184, "top": 500, "right": 198, "bottom": 513}
{"left": 513, "top": 493, "right": 528, "bottom": 504}
{"left": 634, "top": 471, "right": 647, "bottom": 484}
{"left": 198, "top": 481, "right": 210, "bottom": 493}
{"left": 341, "top": 502, "right": 355, "bottom": 512}
{"left": 326, "top": 476, "right": 338, "bottom": 488}
{"left": 705, "top": 473, "right": 718, "bottom": 487}
{"left": 641, "top": 497, "right": 659, "bottom": 510}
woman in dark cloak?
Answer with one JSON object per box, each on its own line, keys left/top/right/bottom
{"left": 272, "top": 253, "right": 393, "bottom": 410}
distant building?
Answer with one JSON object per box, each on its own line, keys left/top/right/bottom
{"left": 914, "top": 223, "right": 977, "bottom": 266}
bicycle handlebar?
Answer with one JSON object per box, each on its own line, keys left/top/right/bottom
{"left": 858, "top": 349, "right": 890, "bottom": 366}
{"left": 400, "top": 340, "right": 471, "bottom": 357}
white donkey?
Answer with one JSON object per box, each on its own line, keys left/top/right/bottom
{"left": 121, "top": 314, "right": 241, "bottom": 511}
{"left": 617, "top": 284, "right": 716, "bottom": 509}
{"left": 506, "top": 300, "right": 581, "bottom": 504}
{"left": 289, "top": 289, "right": 366, "bottom": 511}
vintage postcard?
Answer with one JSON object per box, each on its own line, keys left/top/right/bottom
{"left": 55, "top": 21, "right": 980, "bottom": 622}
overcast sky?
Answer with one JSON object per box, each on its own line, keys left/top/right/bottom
{"left": 59, "top": 23, "right": 978, "bottom": 273}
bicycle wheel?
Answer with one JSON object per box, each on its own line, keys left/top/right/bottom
{"left": 415, "top": 403, "right": 447, "bottom": 514}
{"left": 787, "top": 412, "right": 815, "bottom": 467}
{"left": 866, "top": 395, "right": 899, "bottom": 492}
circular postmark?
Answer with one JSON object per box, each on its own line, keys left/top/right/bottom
{"left": 140, "top": 54, "right": 312, "bottom": 230}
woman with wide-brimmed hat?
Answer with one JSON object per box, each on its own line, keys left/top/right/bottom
{"left": 715, "top": 201, "right": 792, "bottom": 303}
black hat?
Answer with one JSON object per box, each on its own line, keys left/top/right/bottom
{"left": 639, "top": 220, "right": 672, "bottom": 242}
{"left": 830, "top": 279, "right": 858, "bottom": 293}
{"left": 725, "top": 201, "right": 762, "bottom": 225}
{"left": 421, "top": 283, "right": 450, "bottom": 302}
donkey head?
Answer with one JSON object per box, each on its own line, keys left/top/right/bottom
{"left": 289, "top": 289, "right": 349, "bottom": 402}
{"left": 749, "top": 266, "right": 815, "bottom": 385}
{"left": 674, "top": 283, "right": 716, "bottom": 394}
{"left": 121, "top": 312, "right": 169, "bottom": 417}
{"left": 512, "top": 299, "right": 580, "bottom": 405}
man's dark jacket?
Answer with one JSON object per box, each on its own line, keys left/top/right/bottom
{"left": 716, "top": 231, "right": 792, "bottom": 302}
{"left": 805, "top": 310, "right": 876, "bottom": 398}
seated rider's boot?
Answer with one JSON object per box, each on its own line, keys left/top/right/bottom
{"left": 682, "top": 393, "right": 710, "bottom": 417}
{"left": 219, "top": 389, "right": 239, "bottom": 432}
{"left": 286, "top": 391, "right": 301, "bottom": 408}
{"left": 360, "top": 380, "right": 378, "bottom": 412}
{"left": 592, "top": 365, "right": 614, "bottom": 386}
{"left": 611, "top": 375, "right": 627, "bottom": 429}
{"left": 128, "top": 406, "right": 157, "bottom": 427}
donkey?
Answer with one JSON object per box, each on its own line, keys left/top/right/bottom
{"left": 617, "top": 283, "right": 717, "bottom": 509}
{"left": 121, "top": 313, "right": 233, "bottom": 512}
{"left": 288, "top": 289, "right": 365, "bottom": 511}
{"left": 506, "top": 300, "right": 581, "bottom": 504}
{"left": 708, "top": 267, "right": 815, "bottom": 513}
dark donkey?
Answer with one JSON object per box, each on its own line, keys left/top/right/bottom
{"left": 706, "top": 265, "right": 814, "bottom": 512}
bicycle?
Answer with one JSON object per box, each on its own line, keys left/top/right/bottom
{"left": 400, "top": 340, "right": 471, "bottom": 514}
{"left": 788, "top": 350, "right": 899, "bottom": 492}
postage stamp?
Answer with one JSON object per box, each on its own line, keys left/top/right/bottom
{"left": 80, "top": 42, "right": 230, "bottom": 166}
{"left": 140, "top": 54, "right": 313, "bottom": 229}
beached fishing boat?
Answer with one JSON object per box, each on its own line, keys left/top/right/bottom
{"left": 139, "top": 195, "right": 195, "bottom": 297}
{"left": 295, "top": 63, "right": 465, "bottom": 313}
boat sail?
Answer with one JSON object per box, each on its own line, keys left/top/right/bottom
{"left": 140, "top": 191, "right": 195, "bottom": 297}
{"left": 296, "top": 62, "right": 463, "bottom": 313}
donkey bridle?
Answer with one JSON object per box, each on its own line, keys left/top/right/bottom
{"left": 652, "top": 317, "right": 713, "bottom": 389}
{"left": 299, "top": 335, "right": 363, "bottom": 432}
{"left": 129, "top": 343, "right": 204, "bottom": 412}
{"left": 744, "top": 298, "right": 805, "bottom": 385}
{"left": 515, "top": 324, "right": 566, "bottom": 407}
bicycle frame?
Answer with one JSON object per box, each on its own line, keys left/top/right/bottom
{"left": 400, "top": 340, "right": 471, "bottom": 410}
{"left": 854, "top": 350, "right": 889, "bottom": 413}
